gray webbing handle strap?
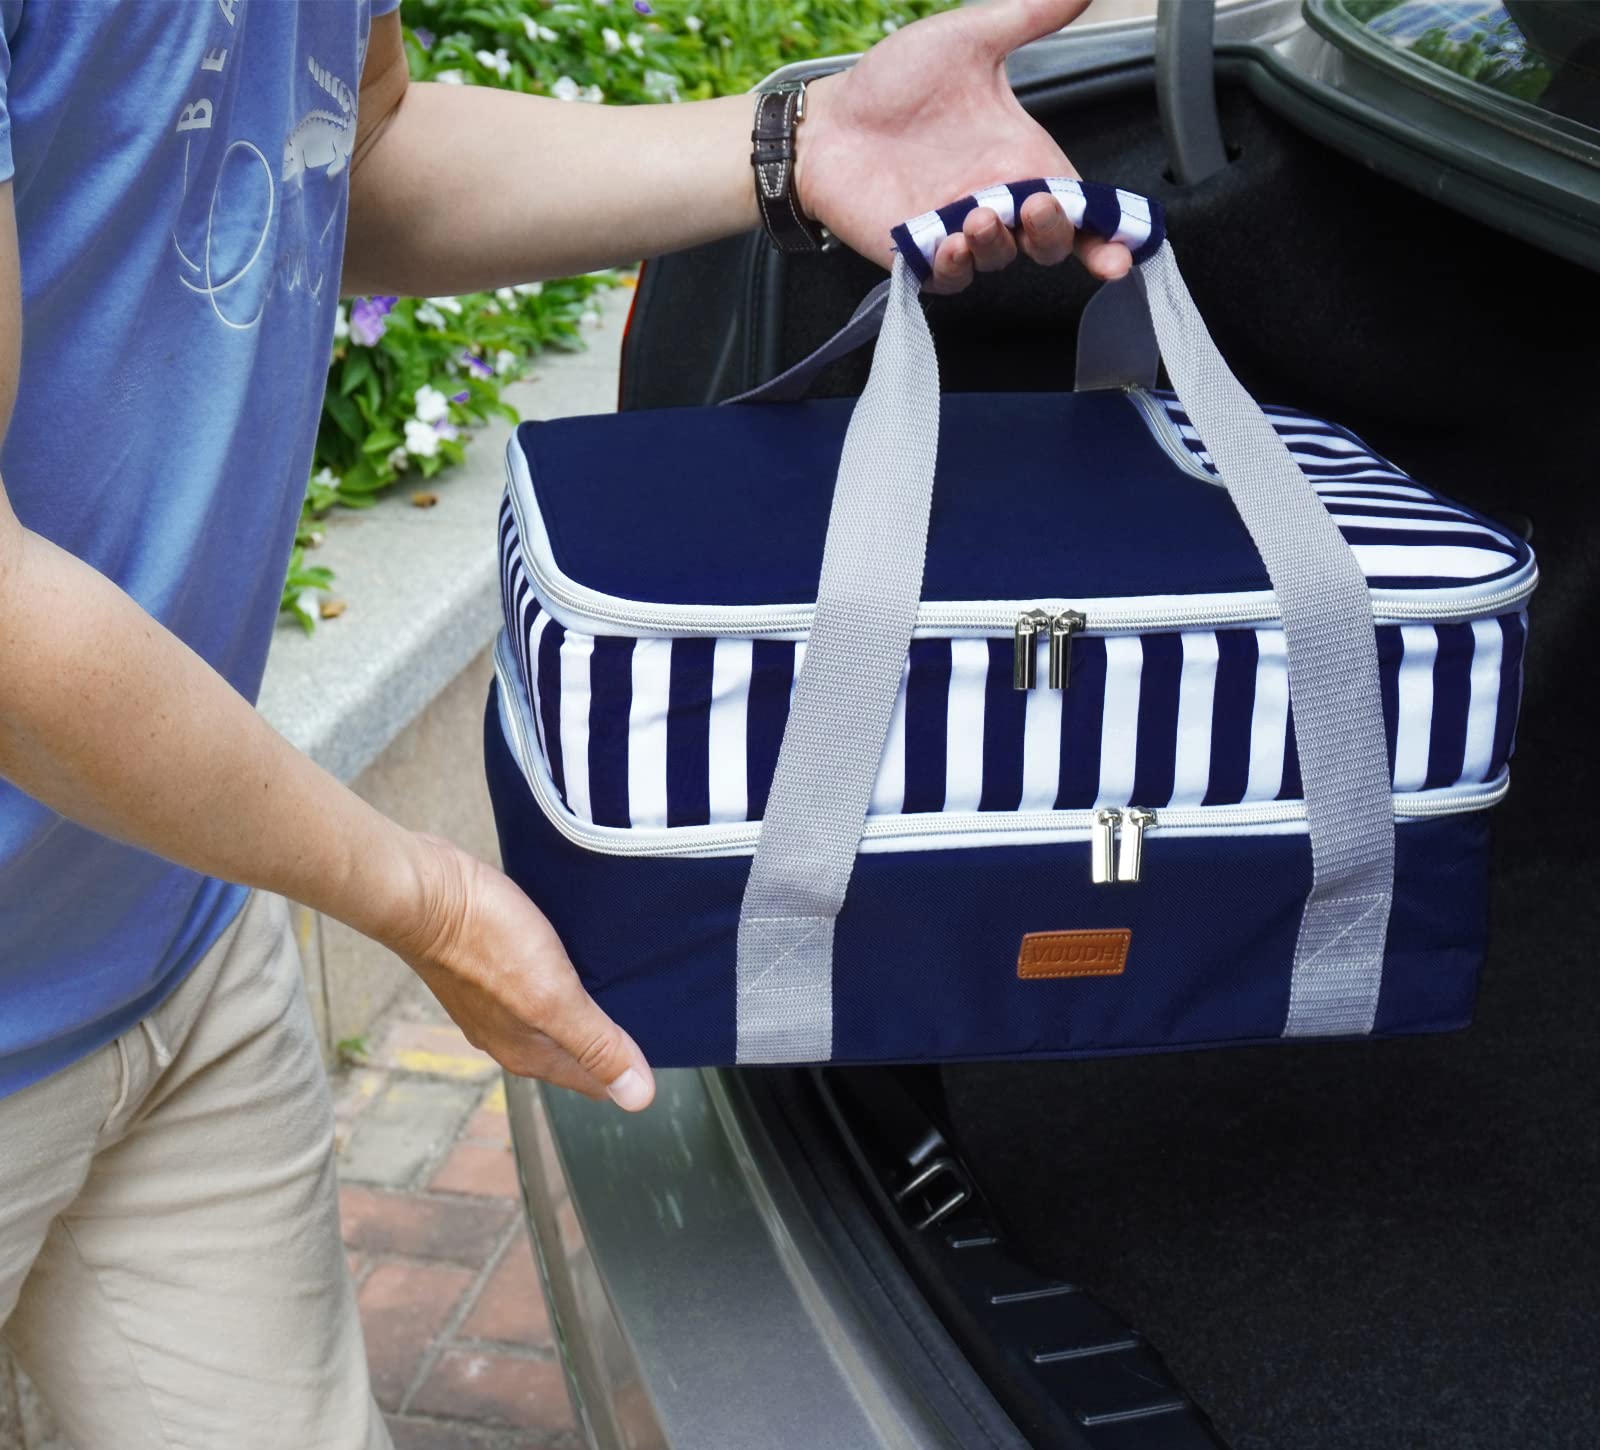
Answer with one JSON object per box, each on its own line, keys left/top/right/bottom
{"left": 736, "top": 256, "right": 937, "bottom": 1061}
{"left": 724, "top": 279, "right": 891, "bottom": 406}
{"left": 726, "top": 268, "right": 1157, "bottom": 403}
{"left": 735, "top": 182, "right": 1394, "bottom": 1062}
{"left": 1139, "top": 245, "right": 1394, "bottom": 1037}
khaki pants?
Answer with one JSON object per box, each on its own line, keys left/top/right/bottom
{"left": 0, "top": 892, "right": 389, "bottom": 1450}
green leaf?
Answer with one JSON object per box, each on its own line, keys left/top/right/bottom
{"left": 340, "top": 351, "right": 375, "bottom": 397}
{"left": 323, "top": 391, "right": 364, "bottom": 443}
{"left": 361, "top": 428, "right": 402, "bottom": 455}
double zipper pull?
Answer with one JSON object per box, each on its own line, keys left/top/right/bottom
{"left": 1013, "top": 610, "right": 1050, "bottom": 690}
{"left": 1048, "top": 611, "right": 1085, "bottom": 691}
{"left": 1090, "top": 808, "right": 1157, "bottom": 885}
{"left": 1118, "top": 808, "right": 1156, "bottom": 884}
{"left": 1091, "top": 809, "right": 1119, "bottom": 884}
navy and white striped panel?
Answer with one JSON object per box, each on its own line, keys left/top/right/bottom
{"left": 500, "top": 505, "right": 1526, "bottom": 827}
{"left": 890, "top": 179, "right": 1165, "bottom": 280}
{"left": 1154, "top": 393, "right": 1526, "bottom": 589}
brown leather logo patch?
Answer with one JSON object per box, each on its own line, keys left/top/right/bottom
{"left": 1018, "top": 929, "right": 1131, "bottom": 980}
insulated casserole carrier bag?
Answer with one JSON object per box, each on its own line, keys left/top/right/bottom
{"left": 484, "top": 180, "right": 1535, "bottom": 1067}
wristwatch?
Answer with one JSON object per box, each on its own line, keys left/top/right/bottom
{"left": 751, "top": 80, "right": 833, "bottom": 254}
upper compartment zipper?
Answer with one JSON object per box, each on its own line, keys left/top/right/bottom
{"left": 507, "top": 429, "right": 1538, "bottom": 644}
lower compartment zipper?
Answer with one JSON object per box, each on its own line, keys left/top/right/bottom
{"left": 494, "top": 636, "right": 1510, "bottom": 876}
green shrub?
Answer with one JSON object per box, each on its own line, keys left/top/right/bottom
{"left": 292, "top": 0, "right": 957, "bottom": 630}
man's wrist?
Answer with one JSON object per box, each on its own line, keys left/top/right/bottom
{"left": 752, "top": 76, "right": 837, "bottom": 251}
{"left": 791, "top": 72, "right": 841, "bottom": 229}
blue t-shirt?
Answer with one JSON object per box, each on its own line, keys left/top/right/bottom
{"left": 0, "top": 0, "right": 397, "bottom": 1097}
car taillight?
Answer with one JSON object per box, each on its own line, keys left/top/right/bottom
{"left": 617, "top": 259, "right": 648, "bottom": 412}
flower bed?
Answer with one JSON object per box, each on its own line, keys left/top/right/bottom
{"left": 292, "top": 0, "right": 956, "bottom": 630}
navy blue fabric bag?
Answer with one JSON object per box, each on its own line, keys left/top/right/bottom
{"left": 485, "top": 181, "right": 1534, "bottom": 1067}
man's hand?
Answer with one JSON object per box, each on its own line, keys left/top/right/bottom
{"left": 795, "top": 0, "right": 1132, "bottom": 294}
{"left": 393, "top": 837, "right": 654, "bottom": 1109}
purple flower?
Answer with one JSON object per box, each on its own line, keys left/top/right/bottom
{"left": 460, "top": 351, "right": 494, "bottom": 379}
{"left": 349, "top": 295, "right": 397, "bottom": 347}
{"left": 633, "top": 1, "right": 653, "bottom": 12}
{"left": 413, "top": 26, "right": 435, "bottom": 49}
{"left": 435, "top": 420, "right": 461, "bottom": 442}
{"left": 451, "top": 389, "right": 470, "bottom": 404}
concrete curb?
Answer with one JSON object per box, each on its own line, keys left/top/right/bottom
{"left": 258, "top": 283, "right": 633, "bottom": 783}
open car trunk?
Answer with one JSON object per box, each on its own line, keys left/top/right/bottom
{"left": 622, "top": 65, "right": 1600, "bottom": 1449}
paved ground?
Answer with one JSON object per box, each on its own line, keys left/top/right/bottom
{"left": 334, "top": 985, "right": 579, "bottom": 1450}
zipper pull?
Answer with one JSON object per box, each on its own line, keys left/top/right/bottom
{"left": 1013, "top": 610, "right": 1050, "bottom": 690}
{"left": 1118, "top": 808, "right": 1156, "bottom": 883}
{"left": 1091, "top": 809, "right": 1120, "bottom": 884}
{"left": 1048, "top": 611, "right": 1085, "bottom": 690}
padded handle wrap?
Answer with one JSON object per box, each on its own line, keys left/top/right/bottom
{"left": 889, "top": 178, "right": 1166, "bottom": 278}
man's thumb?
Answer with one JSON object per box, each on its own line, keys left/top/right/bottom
{"left": 972, "top": 0, "right": 1094, "bottom": 56}
{"left": 547, "top": 980, "right": 655, "bottom": 1110}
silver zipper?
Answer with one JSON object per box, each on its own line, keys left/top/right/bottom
{"left": 1117, "top": 807, "right": 1156, "bottom": 883}
{"left": 1091, "top": 809, "right": 1118, "bottom": 883}
{"left": 1014, "top": 609, "right": 1085, "bottom": 691}
{"left": 1123, "top": 387, "right": 1224, "bottom": 486}
{"left": 1013, "top": 610, "right": 1050, "bottom": 690}
{"left": 1049, "top": 610, "right": 1085, "bottom": 690}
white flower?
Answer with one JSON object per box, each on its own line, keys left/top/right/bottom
{"left": 413, "top": 384, "right": 450, "bottom": 424}
{"left": 580, "top": 84, "right": 604, "bottom": 103}
{"left": 580, "top": 308, "right": 601, "bottom": 330}
{"left": 627, "top": 30, "right": 645, "bottom": 55}
{"left": 594, "top": 0, "right": 611, "bottom": 7}
{"left": 685, "top": 14, "right": 702, "bottom": 30}
{"left": 551, "top": 74, "right": 580, "bottom": 101}
{"left": 404, "top": 418, "right": 441, "bottom": 458}
{"left": 387, "top": 446, "right": 411, "bottom": 472}
{"left": 332, "top": 306, "right": 349, "bottom": 341}
{"left": 312, "top": 466, "right": 339, "bottom": 489}
{"left": 602, "top": 26, "right": 622, "bottom": 53}
{"left": 496, "top": 286, "right": 517, "bottom": 305}
{"left": 882, "top": 18, "right": 898, "bottom": 32}
{"left": 719, "top": 35, "right": 731, "bottom": 48}
{"left": 643, "top": 69, "right": 678, "bottom": 102}
{"left": 476, "top": 48, "right": 512, "bottom": 79}
{"left": 494, "top": 348, "right": 519, "bottom": 376}
{"left": 522, "top": 14, "right": 540, "bottom": 40}
{"left": 514, "top": 281, "right": 543, "bottom": 296}
{"left": 415, "top": 303, "right": 446, "bottom": 328}
{"left": 426, "top": 294, "right": 463, "bottom": 316}
{"left": 539, "top": 23, "right": 558, "bottom": 41}
{"left": 434, "top": 69, "right": 466, "bottom": 85}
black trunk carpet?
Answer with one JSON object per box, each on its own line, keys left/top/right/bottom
{"left": 942, "top": 850, "right": 1600, "bottom": 1450}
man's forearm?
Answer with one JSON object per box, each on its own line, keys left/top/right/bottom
{"left": 345, "top": 83, "right": 765, "bottom": 296}
{"left": 0, "top": 524, "right": 431, "bottom": 954}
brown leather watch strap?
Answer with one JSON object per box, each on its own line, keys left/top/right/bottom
{"left": 751, "top": 83, "right": 830, "bottom": 254}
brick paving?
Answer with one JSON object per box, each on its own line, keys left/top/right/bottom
{"left": 335, "top": 985, "right": 578, "bottom": 1449}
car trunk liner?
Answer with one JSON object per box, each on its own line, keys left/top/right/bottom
{"left": 940, "top": 835, "right": 1600, "bottom": 1450}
